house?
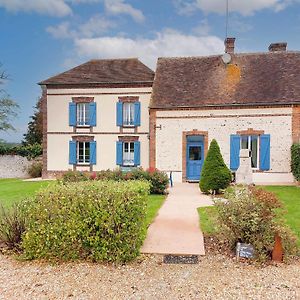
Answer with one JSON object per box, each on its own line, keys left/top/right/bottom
{"left": 40, "top": 38, "right": 300, "bottom": 184}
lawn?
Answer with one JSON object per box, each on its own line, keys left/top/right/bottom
{"left": 0, "top": 179, "right": 53, "bottom": 208}
{"left": 198, "top": 186, "right": 300, "bottom": 245}
{"left": 0, "top": 179, "right": 165, "bottom": 226}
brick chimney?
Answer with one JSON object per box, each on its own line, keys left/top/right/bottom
{"left": 268, "top": 42, "right": 287, "bottom": 52}
{"left": 225, "top": 37, "right": 235, "bottom": 54}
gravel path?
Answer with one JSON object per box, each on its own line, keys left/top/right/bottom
{"left": 0, "top": 254, "right": 300, "bottom": 299}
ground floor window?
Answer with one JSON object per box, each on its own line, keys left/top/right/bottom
{"left": 241, "top": 135, "right": 259, "bottom": 168}
{"left": 123, "top": 141, "right": 135, "bottom": 166}
{"left": 77, "top": 141, "right": 90, "bottom": 164}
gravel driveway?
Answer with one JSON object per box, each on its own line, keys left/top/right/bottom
{"left": 0, "top": 254, "right": 299, "bottom": 300}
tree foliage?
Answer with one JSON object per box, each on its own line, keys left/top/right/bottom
{"left": 0, "top": 65, "right": 19, "bottom": 132}
{"left": 199, "top": 139, "right": 232, "bottom": 194}
{"left": 291, "top": 143, "right": 300, "bottom": 181}
{"left": 23, "top": 97, "right": 43, "bottom": 145}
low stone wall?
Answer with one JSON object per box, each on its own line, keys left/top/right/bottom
{"left": 0, "top": 155, "right": 31, "bottom": 178}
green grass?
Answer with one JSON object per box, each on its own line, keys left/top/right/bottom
{"left": 262, "top": 186, "right": 300, "bottom": 244}
{"left": 198, "top": 186, "right": 300, "bottom": 245}
{"left": 198, "top": 206, "right": 218, "bottom": 235}
{"left": 145, "top": 194, "right": 166, "bottom": 226}
{"left": 0, "top": 179, "right": 165, "bottom": 227}
{"left": 0, "top": 179, "right": 54, "bottom": 208}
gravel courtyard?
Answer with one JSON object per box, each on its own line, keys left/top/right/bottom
{"left": 0, "top": 254, "right": 299, "bottom": 300}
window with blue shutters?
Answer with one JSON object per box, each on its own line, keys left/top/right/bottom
{"left": 69, "top": 140, "right": 97, "bottom": 165}
{"left": 69, "top": 102, "right": 97, "bottom": 127}
{"left": 116, "top": 140, "right": 141, "bottom": 167}
{"left": 230, "top": 134, "right": 271, "bottom": 171}
{"left": 117, "top": 101, "right": 141, "bottom": 127}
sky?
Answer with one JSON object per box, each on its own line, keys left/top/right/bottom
{"left": 0, "top": 0, "right": 300, "bottom": 143}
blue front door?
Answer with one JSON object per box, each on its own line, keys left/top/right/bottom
{"left": 187, "top": 141, "right": 204, "bottom": 181}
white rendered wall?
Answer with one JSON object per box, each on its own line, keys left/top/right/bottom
{"left": 155, "top": 107, "right": 293, "bottom": 183}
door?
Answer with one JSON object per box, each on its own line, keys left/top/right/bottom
{"left": 187, "top": 142, "right": 204, "bottom": 181}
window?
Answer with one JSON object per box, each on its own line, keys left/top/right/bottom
{"left": 77, "top": 103, "right": 90, "bottom": 126}
{"left": 241, "top": 135, "right": 259, "bottom": 168}
{"left": 123, "top": 103, "right": 135, "bottom": 126}
{"left": 116, "top": 102, "right": 141, "bottom": 127}
{"left": 123, "top": 142, "right": 135, "bottom": 166}
{"left": 77, "top": 141, "right": 90, "bottom": 164}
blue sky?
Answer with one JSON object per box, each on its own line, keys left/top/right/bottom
{"left": 0, "top": 0, "right": 300, "bottom": 142}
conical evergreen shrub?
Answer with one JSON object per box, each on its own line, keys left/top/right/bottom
{"left": 199, "top": 139, "right": 232, "bottom": 194}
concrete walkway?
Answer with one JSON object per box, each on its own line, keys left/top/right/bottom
{"left": 141, "top": 183, "right": 213, "bottom": 256}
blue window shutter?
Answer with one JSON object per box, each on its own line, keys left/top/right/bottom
{"left": 69, "top": 141, "right": 77, "bottom": 165}
{"left": 69, "top": 103, "right": 76, "bottom": 126}
{"left": 116, "top": 141, "right": 123, "bottom": 165}
{"left": 134, "top": 102, "right": 141, "bottom": 126}
{"left": 116, "top": 102, "right": 123, "bottom": 126}
{"left": 230, "top": 135, "right": 240, "bottom": 170}
{"left": 134, "top": 141, "right": 141, "bottom": 166}
{"left": 260, "top": 134, "right": 271, "bottom": 171}
{"left": 89, "top": 102, "right": 97, "bottom": 127}
{"left": 90, "top": 141, "right": 97, "bottom": 165}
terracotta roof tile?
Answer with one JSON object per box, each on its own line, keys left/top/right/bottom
{"left": 151, "top": 51, "right": 300, "bottom": 108}
{"left": 40, "top": 58, "right": 155, "bottom": 86}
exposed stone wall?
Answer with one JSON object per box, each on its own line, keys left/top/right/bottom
{"left": 155, "top": 107, "right": 293, "bottom": 182}
{"left": 0, "top": 155, "right": 32, "bottom": 178}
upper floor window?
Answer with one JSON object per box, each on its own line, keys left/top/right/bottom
{"left": 117, "top": 101, "right": 141, "bottom": 127}
{"left": 69, "top": 102, "right": 96, "bottom": 127}
{"left": 77, "top": 103, "right": 90, "bottom": 126}
{"left": 123, "top": 103, "right": 135, "bottom": 126}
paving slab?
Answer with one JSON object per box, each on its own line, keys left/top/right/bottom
{"left": 141, "top": 183, "right": 213, "bottom": 256}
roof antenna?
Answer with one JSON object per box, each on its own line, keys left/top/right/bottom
{"left": 225, "top": 0, "right": 229, "bottom": 39}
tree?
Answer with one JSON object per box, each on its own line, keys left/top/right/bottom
{"left": 199, "top": 139, "right": 232, "bottom": 194}
{"left": 23, "top": 97, "right": 43, "bottom": 145}
{"left": 0, "top": 66, "right": 19, "bottom": 132}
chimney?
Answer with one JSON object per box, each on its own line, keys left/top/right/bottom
{"left": 268, "top": 42, "right": 287, "bottom": 52}
{"left": 225, "top": 37, "right": 235, "bottom": 54}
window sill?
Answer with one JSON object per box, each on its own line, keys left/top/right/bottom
{"left": 76, "top": 125, "right": 91, "bottom": 128}
{"left": 76, "top": 163, "right": 91, "bottom": 166}
{"left": 122, "top": 125, "right": 136, "bottom": 128}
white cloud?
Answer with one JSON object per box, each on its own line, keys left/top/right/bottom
{"left": 103, "top": 0, "right": 145, "bottom": 22}
{"left": 47, "top": 15, "right": 115, "bottom": 39}
{"left": 175, "top": 0, "right": 298, "bottom": 16}
{"left": 0, "top": 0, "right": 72, "bottom": 17}
{"left": 73, "top": 29, "right": 224, "bottom": 68}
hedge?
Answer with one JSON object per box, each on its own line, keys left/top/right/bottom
{"left": 291, "top": 143, "right": 300, "bottom": 181}
{"left": 22, "top": 180, "right": 150, "bottom": 262}
{"left": 61, "top": 168, "right": 169, "bottom": 195}
{"left": 0, "top": 143, "right": 42, "bottom": 160}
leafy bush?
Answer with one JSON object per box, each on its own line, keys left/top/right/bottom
{"left": 22, "top": 180, "right": 150, "bottom": 262}
{"left": 291, "top": 143, "right": 300, "bottom": 181}
{"left": 215, "top": 186, "right": 298, "bottom": 261}
{"left": 27, "top": 161, "right": 43, "bottom": 178}
{"left": 0, "top": 143, "right": 42, "bottom": 160}
{"left": 199, "top": 139, "right": 232, "bottom": 194}
{"left": 61, "top": 168, "right": 169, "bottom": 195}
{"left": 0, "top": 204, "right": 27, "bottom": 251}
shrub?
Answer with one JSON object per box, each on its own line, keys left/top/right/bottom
{"left": 199, "top": 139, "right": 232, "bottom": 194}
{"left": 61, "top": 168, "right": 169, "bottom": 195}
{"left": 0, "top": 204, "right": 27, "bottom": 251}
{"left": 291, "top": 143, "right": 300, "bottom": 181}
{"left": 215, "top": 186, "right": 298, "bottom": 261}
{"left": 0, "top": 143, "right": 42, "bottom": 160}
{"left": 22, "top": 180, "right": 150, "bottom": 262}
{"left": 27, "top": 161, "right": 43, "bottom": 178}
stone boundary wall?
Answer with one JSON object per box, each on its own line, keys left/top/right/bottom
{"left": 0, "top": 155, "right": 31, "bottom": 178}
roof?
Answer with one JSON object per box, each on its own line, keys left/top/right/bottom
{"left": 39, "top": 58, "right": 155, "bottom": 86}
{"left": 151, "top": 51, "right": 300, "bottom": 108}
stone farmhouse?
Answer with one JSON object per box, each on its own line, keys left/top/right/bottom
{"left": 40, "top": 38, "right": 300, "bottom": 184}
